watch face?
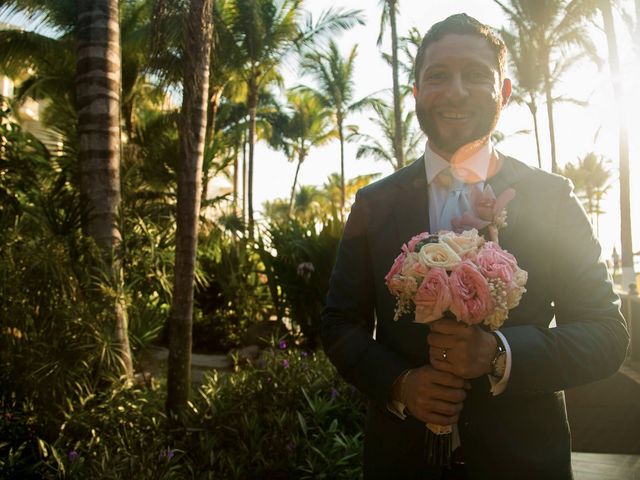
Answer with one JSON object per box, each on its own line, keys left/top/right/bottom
{"left": 493, "top": 351, "right": 507, "bottom": 378}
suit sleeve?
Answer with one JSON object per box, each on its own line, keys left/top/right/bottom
{"left": 321, "top": 190, "right": 413, "bottom": 410}
{"left": 500, "top": 178, "right": 630, "bottom": 395}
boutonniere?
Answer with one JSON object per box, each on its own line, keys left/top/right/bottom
{"left": 452, "top": 184, "right": 516, "bottom": 244}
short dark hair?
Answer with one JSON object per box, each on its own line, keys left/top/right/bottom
{"left": 413, "top": 13, "right": 507, "bottom": 86}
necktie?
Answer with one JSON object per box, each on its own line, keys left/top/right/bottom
{"left": 438, "top": 168, "right": 469, "bottom": 232}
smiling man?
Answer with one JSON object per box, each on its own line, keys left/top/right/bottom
{"left": 321, "top": 13, "right": 629, "bottom": 480}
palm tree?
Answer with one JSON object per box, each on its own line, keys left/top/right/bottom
{"left": 494, "top": 0, "right": 599, "bottom": 173}
{"left": 76, "top": 0, "right": 134, "bottom": 379}
{"left": 378, "top": 0, "right": 404, "bottom": 170}
{"left": 561, "top": 152, "right": 611, "bottom": 234}
{"left": 599, "top": 0, "right": 635, "bottom": 288}
{"left": 167, "top": 0, "right": 214, "bottom": 415}
{"left": 349, "top": 95, "right": 422, "bottom": 171}
{"left": 500, "top": 27, "right": 545, "bottom": 169}
{"left": 321, "top": 172, "right": 381, "bottom": 221}
{"left": 270, "top": 89, "right": 335, "bottom": 216}
{"left": 0, "top": 0, "right": 158, "bottom": 146}
{"left": 300, "top": 41, "right": 375, "bottom": 221}
{"left": 398, "top": 26, "right": 422, "bottom": 88}
{"left": 222, "top": 0, "right": 363, "bottom": 235}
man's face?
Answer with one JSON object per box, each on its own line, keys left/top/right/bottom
{"left": 413, "top": 33, "right": 511, "bottom": 158}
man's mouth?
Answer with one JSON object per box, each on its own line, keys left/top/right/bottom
{"left": 439, "top": 111, "right": 471, "bottom": 120}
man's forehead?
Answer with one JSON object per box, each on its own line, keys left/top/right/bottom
{"left": 421, "top": 33, "right": 498, "bottom": 69}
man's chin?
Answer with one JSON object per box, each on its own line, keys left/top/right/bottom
{"left": 427, "top": 130, "right": 490, "bottom": 155}
{"left": 429, "top": 138, "right": 480, "bottom": 157}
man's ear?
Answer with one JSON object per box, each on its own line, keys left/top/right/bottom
{"left": 413, "top": 83, "right": 417, "bottom": 98}
{"left": 501, "top": 78, "right": 512, "bottom": 107}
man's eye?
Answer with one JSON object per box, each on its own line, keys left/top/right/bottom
{"left": 467, "top": 70, "right": 493, "bottom": 82}
{"left": 426, "top": 72, "right": 446, "bottom": 81}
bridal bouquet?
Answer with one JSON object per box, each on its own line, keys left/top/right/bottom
{"left": 385, "top": 228, "right": 527, "bottom": 331}
{"left": 384, "top": 227, "right": 527, "bottom": 465}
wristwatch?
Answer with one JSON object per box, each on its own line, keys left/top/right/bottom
{"left": 490, "top": 332, "right": 507, "bottom": 378}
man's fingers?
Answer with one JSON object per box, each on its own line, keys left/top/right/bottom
{"left": 429, "top": 398, "right": 464, "bottom": 416}
{"left": 429, "top": 367, "right": 467, "bottom": 389}
{"left": 430, "top": 318, "right": 466, "bottom": 334}
{"left": 427, "top": 332, "right": 451, "bottom": 348}
{"left": 430, "top": 384, "right": 467, "bottom": 403}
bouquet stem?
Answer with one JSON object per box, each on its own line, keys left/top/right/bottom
{"left": 425, "top": 429, "right": 452, "bottom": 467}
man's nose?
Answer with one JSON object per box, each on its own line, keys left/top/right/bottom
{"left": 446, "top": 74, "right": 469, "bottom": 101}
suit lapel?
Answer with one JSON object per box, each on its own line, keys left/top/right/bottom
{"left": 392, "top": 156, "right": 431, "bottom": 247}
{"left": 486, "top": 152, "right": 520, "bottom": 194}
{"left": 486, "top": 152, "right": 527, "bottom": 247}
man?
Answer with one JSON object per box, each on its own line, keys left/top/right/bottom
{"left": 321, "top": 13, "right": 629, "bottom": 480}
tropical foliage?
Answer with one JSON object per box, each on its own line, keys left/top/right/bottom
{"left": 561, "top": 152, "right": 612, "bottom": 233}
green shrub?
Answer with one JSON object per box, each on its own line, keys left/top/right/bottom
{"left": 194, "top": 228, "right": 273, "bottom": 352}
{"left": 258, "top": 218, "right": 342, "bottom": 350}
{"left": 182, "top": 347, "right": 365, "bottom": 479}
{"left": 10, "top": 348, "right": 366, "bottom": 479}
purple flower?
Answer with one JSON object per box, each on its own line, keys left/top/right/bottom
{"left": 300, "top": 350, "right": 308, "bottom": 358}
{"left": 278, "top": 340, "right": 287, "bottom": 349}
{"left": 296, "top": 262, "right": 315, "bottom": 277}
{"left": 68, "top": 451, "right": 79, "bottom": 463}
{"left": 159, "top": 447, "right": 175, "bottom": 461}
{"left": 282, "top": 359, "right": 289, "bottom": 368}
{"left": 286, "top": 442, "right": 296, "bottom": 452}
{"left": 330, "top": 388, "right": 338, "bottom": 399}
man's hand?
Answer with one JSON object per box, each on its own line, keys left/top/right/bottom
{"left": 427, "top": 318, "right": 497, "bottom": 379}
{"left": 397, "top": 366, "right": 469, "bottom": 425}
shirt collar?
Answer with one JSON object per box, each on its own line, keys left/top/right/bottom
{"left": 424, "top": 140, "right": 493, "bottom": 185}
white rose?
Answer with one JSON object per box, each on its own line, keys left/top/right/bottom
{"left": 506, "top": 286, "right": 526, "bottom": 309}
{"left": 441, "top": 229, "right": 484, "bottom": 257}
{"left": 514, "top": 267, "right": 528, "bottom": 287}
{"left": 418, "top": 242, "right": 461, "bottom": 270}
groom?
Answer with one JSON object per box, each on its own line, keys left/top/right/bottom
{"left": 321, "top": 13, "right": 629, "bottom": 480}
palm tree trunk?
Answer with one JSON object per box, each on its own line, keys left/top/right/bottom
{"left": 338, "top": 118, "right": 345, "bottom": 223}
{"left": 528, "top": 98, "right": 542, "bottom": 169}
{"left": 242, "top": 124, "right": 247, "bottom": 224}
{"left": 233, "top": 140, "right": 239, "bottom": 215}
{"left": 389, "top": 0, "right": 404, "bottom": 170}
{"left": 167, "top": 0, "right": 213, "bottom": 416}
{"left": 205, "top": 86, "right": 223, "bottom": 147}
{"left": 76, "top": 0, "right": 133, "bottom": 379}
{"left": 600, "top": 0, "right": 635, "bottom": 288}
{"left": 288, "top": 155, "right": 303, "bottom": 217}
{"left": 543, "top": 75, "right": 558, "bottom": 173}
{"left": 247, "top": 76, "right": 258, "bottom": 237}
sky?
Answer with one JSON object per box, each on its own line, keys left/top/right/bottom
{"left": 250, "top": 0, "right": 640, "bottom": 266}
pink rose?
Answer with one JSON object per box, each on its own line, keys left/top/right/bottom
{"left": 414, "top": 267, "right": 451, "bottom": 324}
{"left": 404, "top": 231, "right": 432, "bottom": 254}
{"left": 402, "top": 253, "right": 430, "bottom": 279}
{"left": 475, "top": 242, "right": 518, "bottom": 287}
{"left": 470, "top": 184, "right": 516, "bottom": 224}
{"left": 449, "top": 261, "right": 493, "bottom": 325}
{"left": 387, "top": 275, "right": 417, "bottom": 298}
{"left": 385, "top": 252, "right": 406, "bottom": 287}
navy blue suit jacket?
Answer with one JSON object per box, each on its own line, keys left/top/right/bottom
{"left": 321, "top": 154, "right": 629, "bottom": 479}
